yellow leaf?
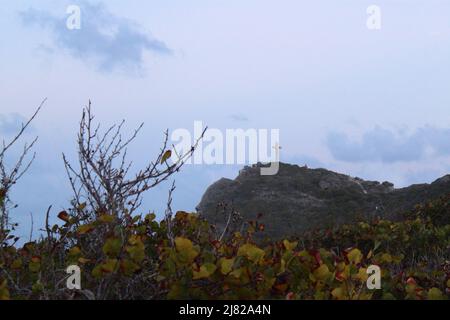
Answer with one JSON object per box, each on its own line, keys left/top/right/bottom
{"left": 313, "top": 264, "right": 331, "bottom": 281}
{"left": 126, "top": 245, "right": 145, "bottom": 263}
{"left": 382, "top": 292, "right": 396, "bottom": 300}
{"left": 0, "top": 279, "right": 10, "bottom": 300}
{"left": 347, "top": 248, "right": 363, "bottom": 264}
{"left": 335, "top": 263, "right": 350, "bottom": 281}
{"left": 98, "top": 214, "right": 115, "bottom": 223}
{"left": 193, "top": 263, "right": 217, "bottom": 280}
{"left": 175, "top": 237, "right": 199, "bottom": 263}
{"left": 160, "top": 150, "right": 172, "bottom": 164}
{"left": 353, "top": 267, "right": 368, "bottom": 282}
{"left": 11, "top": 259, "right": 23, "bottom": 270}
{"left": 68, "top": 246, "right": 81, "bottom": 257}
{"left": 380, "top": 253, "right": 392, "bottom": 263}
{"left": 101, "top": 259, "right": 119, "bottom": 273}
{"left": 230, "top": 268, "right": 243, "bottom": 278}
{"left": 283, "top": 240, "right": 298, "bottom": 251}
{"left": 77, "top": 223, "right": 94, "bottom": 235}
{"left": 427, "top": 287, "right": 445, "bottom": 300}
{"left": 145, "top": 213, "right": 156, "bottom": 222}
{"left": 175, "top": 237, "right": 193, "bottom": 251}
{"left": 237, "top": 243, "right": 265, "bottom": 263}
{"left": 358, "top": 292, "right": 373, "bottom": 300}
{"left": 128, "top": 235, "right": 142, "bottom": 245}
{"left": 78, "top": 202, "right": 87, "bottom": 210}
{"left": 219, "top": 258, "right": 234, "bottom": 275}
{"left": 278, "top": 259, "right": 286, "bottom": 275}
{"left": 78, "top": 257, "right": 91, "bottom": 264}
{"left": 331, "top": 287, "right": 347, "bottom": 300}
{"left": 91, "top": 265, "right": 103, "bottom": 278}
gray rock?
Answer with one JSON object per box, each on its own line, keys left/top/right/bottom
{"left": 196, "top": 163, "right": 450, "bottom": 239}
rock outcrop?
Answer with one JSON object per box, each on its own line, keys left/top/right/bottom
{"left": 196, "top": 162, "right": 450, "bottom": 239}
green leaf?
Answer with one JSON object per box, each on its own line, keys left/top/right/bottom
{"left": 103, "top": 238, "right": 122, "bottom": 257}
{"left": 29, "top": 256, "right": 41, "bottom": 273}
{"left": 120, "top": 259, "right": 141, "bottom": 276}
{"left": 126, "top": 244, "right": 145, "bottom": 263}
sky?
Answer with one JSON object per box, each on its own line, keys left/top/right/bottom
{"left": 1, "top": 0, "right": 450, "bottom": 239}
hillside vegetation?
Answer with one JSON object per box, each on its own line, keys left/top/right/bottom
{"left": 0, "top": 194, "right": 449, "bottom": 300}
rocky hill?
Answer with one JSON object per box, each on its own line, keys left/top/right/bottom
{"left": 196, "top": 162, "right": 450, "bottom": 239}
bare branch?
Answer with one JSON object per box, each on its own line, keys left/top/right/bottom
{"left": 0, "top": 99, "right": 45, "bottom": 240}
{"left": 63, "top": 101, "right": 206, "bottom": 225}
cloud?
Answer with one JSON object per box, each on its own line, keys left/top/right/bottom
{"left": 0, "top": 113, "right": 29, "bottom": 135}
{"left": 327, "top": 126, "right": 450, "bottom": 163}
{"left": 20, "top": 1, "right": 171, "bottom": 75}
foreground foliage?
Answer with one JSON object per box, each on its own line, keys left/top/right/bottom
{"left": 1, "top": 101, "right": 447, "bottom": 300}
{"left": 0, "top": 195, "right": 449, "bottom": 300}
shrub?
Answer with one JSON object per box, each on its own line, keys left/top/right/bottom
{"left": 0, "top": 197, "right": 448, "bottom": 300}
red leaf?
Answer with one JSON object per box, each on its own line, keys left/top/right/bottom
{"left": 57, "top": 211, "right": 70, "bottom": 223}
{"left": 309, "top": 250, "right": 322, "bottom": 265}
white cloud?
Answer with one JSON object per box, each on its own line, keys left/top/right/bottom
{"left": 20, "top": 1, "right": 171, "bottom": 75}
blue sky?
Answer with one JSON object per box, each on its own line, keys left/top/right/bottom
{"left": 1, "top": 0, "right": 450, "bottom": 238}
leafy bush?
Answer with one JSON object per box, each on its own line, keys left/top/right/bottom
{"left": 0, "top": 196, "right": 449, "bottom": 300}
